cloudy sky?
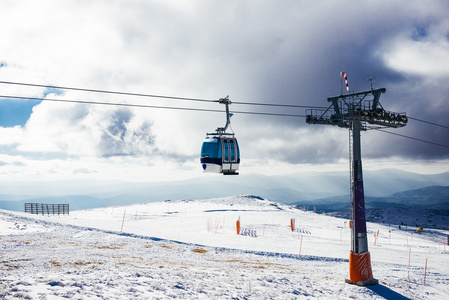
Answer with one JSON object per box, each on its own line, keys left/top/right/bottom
{"left": 0, "top": 0, "right": 448, "bottom": 183}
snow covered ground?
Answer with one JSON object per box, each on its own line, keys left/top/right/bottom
{"left": 1, "top": 195, "right": 448, "bottom": 299}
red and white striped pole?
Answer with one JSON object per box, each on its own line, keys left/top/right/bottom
{"left": 340, "top": 72, "right": 349, "bottom": 92}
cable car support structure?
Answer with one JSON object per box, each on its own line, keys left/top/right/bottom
{"left": 306, "top": 87, "right": 407, "bottom": 286}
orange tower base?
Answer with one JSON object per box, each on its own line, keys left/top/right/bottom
{"left": 345, "top": 252, "right": 379, "bottom": 286}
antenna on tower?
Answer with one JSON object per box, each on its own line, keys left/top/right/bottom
{"left": 368, "top": 76, "right": 376, "bottom": 90}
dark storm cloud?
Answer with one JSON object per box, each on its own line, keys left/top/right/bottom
{"left": 211, "top": 2, "right": 449, "bottom": 163}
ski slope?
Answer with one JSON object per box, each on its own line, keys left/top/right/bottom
{"left": 1, "top": 195, "right": 448, "bottom": 299}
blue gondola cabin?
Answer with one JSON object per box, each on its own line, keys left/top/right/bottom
{"left": 200, "top": 135, "right": 240, "bottom": 175}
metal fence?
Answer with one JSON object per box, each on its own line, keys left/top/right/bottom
{"left": 24, "top": 203, "right": 69, "bottom": 215}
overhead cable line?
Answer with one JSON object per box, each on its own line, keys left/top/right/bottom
{"left": 0, "top": 95, "right": 447, "bottom": 150}
{"left": 233, "top": 101, "right": 327, "bottom": 109}
{"left": 407, "top": 116, "right": 449, "bottom": 130}
{"left": 0, "top": 95, "right": 307, "bottom": 118}
{"left": 376, "top": 129, "right": 449, "bottom": 149}
{"left": 0, "top": 81, "right": 449, "bottom": 129}
{"left": 0, "top": 80, "right": 217, "bottom": 103}
{"left": 0, "top": 80, "right": 326, "bottom": 110}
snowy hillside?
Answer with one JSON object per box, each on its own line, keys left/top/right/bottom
{"left": 1, "top": 195, "right": 448, "bottom": 299}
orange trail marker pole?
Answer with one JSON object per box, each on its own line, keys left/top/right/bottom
{"left": 424, "top": 258, "right": 428, "bottom": 284}
{"left": 121, "top": 209, "right": 126, "bottom": 233}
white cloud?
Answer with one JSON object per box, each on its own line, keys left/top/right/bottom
{"left": 0, "top": 0, "right": 448, "bottom": 182}
{"left": 383, "top": 38, "right": 449, "bottom": 78}
{"left": 381, "top": 8, "right": 449, "bottom": 78}
{"left": 0, "top": 126, "right": 24, "bottom": 146}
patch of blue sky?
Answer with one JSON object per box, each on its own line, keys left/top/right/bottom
{"left": 0, "top": 87, "right": 64, "bottom": 127}
{"left": 0, "top": 99, "right": 39, "bottom": 127}
{"left": 43, "top": 87, "right": 64, "bottom": 97}
{"left": 412, "top": 26, "right": 428, "bottom": 41}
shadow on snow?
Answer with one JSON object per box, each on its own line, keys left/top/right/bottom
{"left": 367, "top": 284, "right": 411, "bottom": 300}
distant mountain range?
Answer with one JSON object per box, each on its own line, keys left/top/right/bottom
{"left": 0, "top": 168, "right": 448, "bottom": 212}
{"left": 292, "top": 185, "right": 449, "bottom": 212}
{"left": 329, "top": 206, "right": 449, "bottom": 231}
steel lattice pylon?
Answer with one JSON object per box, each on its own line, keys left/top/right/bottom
{"left": 306, "top": 87, "right": 407, "bottom": 286}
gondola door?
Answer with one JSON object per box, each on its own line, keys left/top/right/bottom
{"left": 221, "top": 137, "right": 239, "bottom": 174}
